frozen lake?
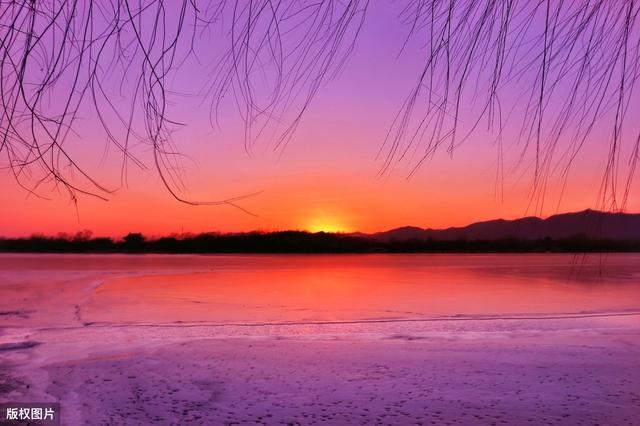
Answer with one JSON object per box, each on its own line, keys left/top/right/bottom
{"left": 1, "top": 254, "right": 639, "bottom": 424}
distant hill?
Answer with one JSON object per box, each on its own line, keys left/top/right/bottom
{"left": 367, "top": 210, "right": 640, "bottom": 242}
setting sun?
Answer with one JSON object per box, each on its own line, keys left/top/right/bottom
{"left": 305, "top": 215, "right": 349, "bottom": 233}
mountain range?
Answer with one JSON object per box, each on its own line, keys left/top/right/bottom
{"left": 362, "top": 209, "right": 640, "bottom": 241}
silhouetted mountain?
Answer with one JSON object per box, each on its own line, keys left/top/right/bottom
{"left": 368, "top": 210, "right": 640, "bottom": 242}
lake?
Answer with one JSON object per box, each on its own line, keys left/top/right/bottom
{"left": 2, "top": 253, "right": 639, "bottom": 327}
{"left": 1, "top": 253, "right": 639, "bottom": 424}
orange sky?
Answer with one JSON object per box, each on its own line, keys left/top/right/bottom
{"left": 2, "top": 63, "right": 638, "bottom": 237}
{"left": 3, "top": 120, "right": 634, "bottom": 238}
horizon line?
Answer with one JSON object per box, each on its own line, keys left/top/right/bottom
{"left": 2, "top": 208, "right": 635, "bottom": 240}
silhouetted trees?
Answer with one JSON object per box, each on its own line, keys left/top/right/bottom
{"left": 1, "top": 232, "right": 638, "bottom": 254}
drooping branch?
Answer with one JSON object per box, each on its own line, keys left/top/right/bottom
{"left": 0, "top": 0, "right": 368, "bottom": 208}
{"left": 382, "top": 0, "right": 640, "bottom": 212}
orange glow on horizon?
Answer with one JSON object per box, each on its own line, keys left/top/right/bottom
{"left": 304, "top": 213, "right": 350, "bottom": 233}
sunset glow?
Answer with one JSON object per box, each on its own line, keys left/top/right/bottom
{"left": 305, "top": 215, "right": 350, "bottom": 234}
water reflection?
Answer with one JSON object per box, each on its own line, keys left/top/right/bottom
{"left": 65, "top": 254, "right": 640, "bottom": 324}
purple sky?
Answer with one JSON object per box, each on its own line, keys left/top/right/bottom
{"left": 1, "top": 1, "right": 638, "bottom": 236}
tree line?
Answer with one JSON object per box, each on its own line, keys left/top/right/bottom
{"left": 1, "top": 232, "right": 639, "bottom": 253}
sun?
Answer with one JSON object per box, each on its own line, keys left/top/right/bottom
{"left": 305, "top": 215, "right": 349, "bottom": 233}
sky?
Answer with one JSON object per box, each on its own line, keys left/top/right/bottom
{"left": 1, "top": 1, "right": 638, "bottom": 238}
